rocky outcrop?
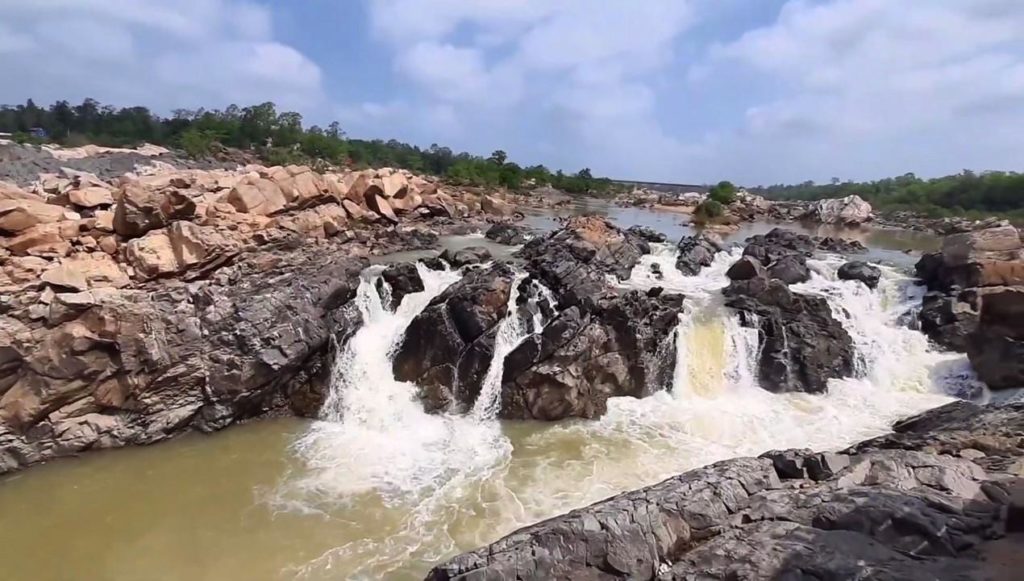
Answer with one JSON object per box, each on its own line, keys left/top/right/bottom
{"left": 393, "top": 263, "right": 520, "bottom": 412}
{"left": 426, "top": 400, "right": 1024, "bottom": 581}
{"left": 838, "top": 260, "right": 881, "bottom": 289}
{"left": 485, "top": 223, "right": 530, "bottom": 245}
{"left": 500, "top": 291, "right": 683, "bottom": 420}
{"left": 517, "top": 216, "right": 648, "bottom": 309}
{"left": 0, "top": 242, "right": 366, "bottom": 474}
{"left": 725, "top": 276, "right": 855, "bottom": 394}
{"left": 915, "top": 225, "right": 1024, "bottom": 389}
{"left": 674, "top": 232, "right": 723, "bottom": 276}
{"left": 626, "top": 225, "right": 667, "bottom": 243}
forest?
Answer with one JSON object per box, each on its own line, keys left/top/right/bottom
{"left": 0, "top": 98, "right": 615, "bottom": 195}
{"left": 751, "top": 172, "right": 1024, "bottom": 220}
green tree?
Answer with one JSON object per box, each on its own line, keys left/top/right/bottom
{"left": 708, "top": 180, "right": 737, "bottom": 205}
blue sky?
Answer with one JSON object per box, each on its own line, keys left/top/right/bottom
{"left": 2, "top": 0, "right": 1023, "bottom": 185}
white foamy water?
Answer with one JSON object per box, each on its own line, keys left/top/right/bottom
{"left": 472, "top": 270, "right": 530, "bottom": 420}
{"left": 279, "top": 247, "right": 976, "bottom": 579}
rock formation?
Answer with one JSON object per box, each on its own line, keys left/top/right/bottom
{"left": 674, "top": 232, "right": 723, "bottom": 276}
{"left": 426, "top": 400, "right": 1024, "bottom": 580}
{"left": 915, "top": 225, "right": 1024, "bottom": 389}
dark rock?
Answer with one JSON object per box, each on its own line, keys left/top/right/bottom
{"left": 517, "top": 216, "right": 647, "bottom": 309}
{"left": 726, "top": 255, "right": 765, "bottom": 281}
{"left": 440, "top": 246, "right": 492, "bottom": 268}
{"left": 817, "top": 236, "right": 868, "bottom": 254}
{"left": 761, "top": 448, "right": 813, "bottom": 479}
{"left": 725, "top": 277, "right": 854, "bottom": 393}
{"left": 393, "top": 263, "right": 518, "bottom": 411}
{"left": 649, "top": 263, "right": 663, "bottom": 279}
{"left": 837, "top": 260, "right": 882, "bottom": 289}
{"left": 767, "top": 254, "right": 810, "bottom": 285}
{"left": 626, "top": 224, "right": 666, "bottom": 243}
{"left": 484, "top": 223, "right": 530, "bottom": 245}
{"left": 379, "top": 262, "right": 424, "bottom": 308}
{"left": 919, "top": 290, "right": 979, "bottom": 351}
{"left": 499, "top": 291, "right": 684, "bottom": 420}
{"left": 967, "top": 286, "right": 1024, "bottom": 389}
{"left": 426, "top": 401, "right": 1024, "bottom": 581}
{"left": 675, "top": 232, "right": 723, "bottom": 276}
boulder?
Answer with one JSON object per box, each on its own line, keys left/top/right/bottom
{"left": 837, "top": 261, "right": 882, "bottom": 289}
{"left": 481, "top": 195, "right": 514, "bottom": 217}
{"left": 39, "top": 253, "right": 130, "bottom": 291}
{"left": 485, "top": 223, "right": 530, "bottom": 245}
{"left": 440, "top": 246, "right": 492, "bottom": 268}
{"left": 114, "top": 184, "right": 196, "bottom": 237}
{"left": 726, "top": 255, "right": 765, "bottom": 281}
{"left": 967, "top": 286, "right": 1024, "bottom": 389}
{"left": 365, "top": 191, "right": 398, "bottom": 224}
{"left": 226, "top": 178, "right": 287, "bottom": 216}
{"left": 393, "top": 264, "right": 519, "bottom": 411}
{"left": 2, "top": 224, "right": 69, "bottom": 257}
{"left": 379, "top": 263, "right": 424, "bottom": 309}
{"left": 125, "top": 222, "right": 234, "bottom": 279}
{"left": 725, "top": 275, "right": 855, "bottom": 393}
{"left": 942, "top": 225, "right": 1022, "bottom": 265}
{"left": 675, "top": 233, "right": 723, "bottom": 276}
{"left": 427, "top": 401, "right": 1023, "bottom": 581}
{"left": 380, "top": 173, "right": 408, "bottom": 198}
{"left": 0, "top": 199, "right": 68, "bottom": 233}
{"left": 68, "top": 186, "right": 114, "bottom": 208}
{"left": 0, "top": 180, "right": 46, "bottom": 202}
{"left": 919, "top": 290, "right": 979, "bottom": 352}
{"left": 809, "top": 195, "right": 873, "bottom": 225}
{"left": 499, "top": 291, "right": 683, "bottom": 420}
{"left": 625, "top": 225, "right": 666, "bottom": 243}
{"left": 421, "top": 193, "right": 458, "bottom": 218}
{"left": 767, "top": 254, "right": 810, "bottom": 285}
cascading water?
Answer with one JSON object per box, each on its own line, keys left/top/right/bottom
{"left": 275, "top": 241, "right": 978, "bottom": 580}
{"left": 472, "top": 270, "right": 530, "bottom": 420}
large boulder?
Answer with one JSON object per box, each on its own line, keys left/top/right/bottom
{"left": 125, "top": 222, "right": 235, "bottom": 279}
{"left": 0, "top": 199, "right": 69, "bottom": 233}
{"left": 725, "top": 275, "right": 855, "bottom": 393}
{"left": 481, "top": 195, "right": 515, "bottom": 217}
{"left": 427, "top": 401, "right": 1023, "bottom": 581}
{"left": 808, "top": 194, "right": 873, "bottom": 225}
{"left": 675, "top": 232, "right": 723, "bottom": 276}
{"left": 68, "top": 186, "right": 114, "bottom": 209}
{"left": 225, "top": 178, "right": 287, "bottom": 216}
{"left": 114, "top": 183, "right": 197, "bottom": 237}
{"left": 837, "top": 261, "right": 882, "bottom": 289}
{"left": 39, "top": 253, "right": 130, "bottom": 291}
{"left": 626, "top": 225, "right": 666, "bottom": 243}
{"left": 967, "top": 286, "right": 1024, "bottom": 389}
{"left": 767, "top": 254, "right": 810, "bottom": 285}
{"left": 919, "top": 290, "right": 979, "bottom": 352}
{"left": 485, "top": 223, "right": 530, "bottom": 245}
{"left": 393, "top": 263, "right": 520, "bottom": 412}
{"left": 440, "top": 246, "right": 492, "bottom": 268}
{"left": 499, "top": 291, "right": 683, "bottom": 420}
{"left": 379, "top": 263, "right": 424, "bottom": 309}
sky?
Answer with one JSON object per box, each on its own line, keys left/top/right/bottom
{"left": 1, "top": 0, "right": 1023, "bottom": 185}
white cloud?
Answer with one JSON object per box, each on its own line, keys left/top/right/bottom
{"left": 697, "top": 0, "right": 1024, "bottom": 182}
{"left": 0, "top": 0, "right": 324, "bottom": 114}
{"left": 363, "top": 0, "right": 696, "bottom": 179}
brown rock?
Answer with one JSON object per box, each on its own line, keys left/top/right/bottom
{"left": 380, "top": 173, "right": 408, "bottom": 198}
{"left": 943, "top": 226, "right": 1022, "bottom": 265}
{"left": 1, "top": 256, "right": 50, "bottom": 289}
{"left": 0, "top": 180, "right": 46, "bottom": 202}
{"left": 113, "top": 184, "right": 170, "bottom": 237}
{"left": 481, "top": 194, "right": 514, "bottom": 217}
{"left": 93, "top": 210, "right": 115, "bottom": 232}
{"left": 227, "top": 178, "right": 287, "bottom": 215}
{"left": 98, "top": 236, "right": 118, "bottom": 255}
{"left": 0, "top": 199, "right": 68, "bottom": 233}
{"left": 342, "top": 199, "right": 375, "bottom": 223}
{"left": 3, "top": 224, "right": 68, "bottom": 256}
{"left": 365, "top": 192, "right": 399, "bottom": 224}
{"left": 40, "top": 253, "right": 130, "bottom": 291}
{"left": 68, "top": 186, "right": 115, "bottom": 208}
{"left": 125, "top": 231, "right": 178, "bottom": 278}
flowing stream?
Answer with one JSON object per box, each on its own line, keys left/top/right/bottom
{"left": 0, "top": 234, "right": 977, "bottom": 581}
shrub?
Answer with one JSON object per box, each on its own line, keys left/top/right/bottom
{"left": 708, "top": 180, "right": 737, "bottom": 205}
{"left": 693, "top": 199, "right": 725, "bottom": 224}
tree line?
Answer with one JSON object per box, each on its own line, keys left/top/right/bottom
{"left": 0, "top": 98, "right": 616, "bottom": 195}
{"left": 750, "top": 172, "right": 1024, "bottom": 220}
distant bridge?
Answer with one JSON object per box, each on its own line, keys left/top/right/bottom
{"left": 610, "top": 180, "right": 708, "bottom": 195}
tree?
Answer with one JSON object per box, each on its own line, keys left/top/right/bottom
{"left": 708, "top": 180, "right": 737, "bottom": 205}
{"left": 488, "top": 150, "right": 508, "bottom": 166}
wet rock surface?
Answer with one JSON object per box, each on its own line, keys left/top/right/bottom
{"left": 425, "top": 400, "right": 1024, "bottom": 581}
{"left": 674, "top": 232, "right": 723, "bottom": 276}
{"left": 915, "top": 225, "right": 1024, "bottom": 389}
{"left": 838, "top": 260, "right": 882, "bottom": 289}
{"left": 484, "top": 222, "right": 530, "bottom": 245}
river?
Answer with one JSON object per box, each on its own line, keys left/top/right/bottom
{"left": 0, "top": 202, "right": 963, "bottom": 580}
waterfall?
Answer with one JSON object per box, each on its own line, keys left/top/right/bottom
{"left": 472, "top": 270, "right": 530, "bottom": 420}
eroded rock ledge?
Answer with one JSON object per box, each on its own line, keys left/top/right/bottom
{"left": 426, "top": 401, "right": 1024, "bottom": 580}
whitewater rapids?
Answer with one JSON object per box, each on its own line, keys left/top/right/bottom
{"left": 274, "top": 247, "right": 980, "bottom": 580}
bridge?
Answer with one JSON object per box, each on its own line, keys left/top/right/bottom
{"left": 610, "top": 180, "right": 708, "bottom": 195}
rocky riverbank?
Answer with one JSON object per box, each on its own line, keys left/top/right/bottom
{"left": 0, "top": 142, "right": 536, "bottom": 473}
{"left": 426, "top": 399, "right": 1024, "bottom": 580}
